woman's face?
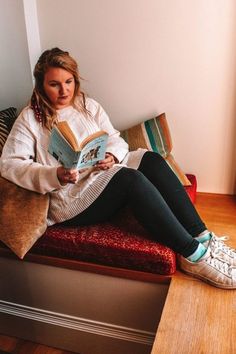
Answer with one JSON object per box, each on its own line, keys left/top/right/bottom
{"left": 43, "top": 67, "right": 75, "bottom": 109}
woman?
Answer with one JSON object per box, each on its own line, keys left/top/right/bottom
{"left": 1, "top": 48, "right": 235, "bottom": 289}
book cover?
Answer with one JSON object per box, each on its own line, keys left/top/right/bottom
{"left": 48, "top": 121, "right": 108, "bottom": 169}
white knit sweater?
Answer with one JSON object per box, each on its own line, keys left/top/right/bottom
{"left": 0, "top": 98, "right": 146, "bottom": 225}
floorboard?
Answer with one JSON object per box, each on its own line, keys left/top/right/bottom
{"left": 0, "top": 334, "right": 77, "bottom": 354}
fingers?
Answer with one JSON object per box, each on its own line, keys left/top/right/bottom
{"left": 57, "top": 153, "right": 116, "bottom": 184}
{"left": 64, "top": 169, "right": 79, "bottom": 183}
{"left": 57, "top": 167, "right": 79, "bottom": 184}
{"left": 96, "top": 153, "right": 115, "bottom": 170}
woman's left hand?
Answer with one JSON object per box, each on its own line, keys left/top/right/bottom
{"left": 96, "top": 152, "right": 117, "bottom": 170}
{"left": 57, "top": 166, "right": 80, "bottom": 184}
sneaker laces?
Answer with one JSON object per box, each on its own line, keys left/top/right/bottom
{"left": 210, "top": 233, "right": 236, "bottom": 258}
{"left": 207, "top": 250, "right": 236, "bottom": 278}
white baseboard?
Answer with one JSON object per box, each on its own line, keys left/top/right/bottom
{"left": 0, "top": 300, "right": 155, "bottom": 346}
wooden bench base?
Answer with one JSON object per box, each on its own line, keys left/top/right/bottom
{"left": 0, "top": 253, "right": 170, "bottom": 354}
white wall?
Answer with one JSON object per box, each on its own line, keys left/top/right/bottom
{"left": 36, "top": 0, "right": 236, "bottom": 194}
{"left": 23, "top": 0, "right": 41, "bottom": 81}
{"left": 1, "top": 0, "right": 236, "bottom": 194}
{"left": 0, "top": 0, "right": 33, "bottom": 112}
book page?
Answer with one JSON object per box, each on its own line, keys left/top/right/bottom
{"left": 48, "top": 127, "right": 79, "bottom": 169}
{"left": 81, "top": 130, "right": 108, "bottom": 149}
{"left": 57, "top": 121, "right": 79, "bottom": 151}
{"left": 77, "top": 133, "right": 108, "bottom": 169}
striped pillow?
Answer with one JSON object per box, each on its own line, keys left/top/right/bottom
{"left": 0, "top": 107, "right": 17, "bottom": 156}
{"left": 165, "top": 154, "right": 191, "bottom": 186}
{"left": 122, "top": 113, "right": 172, "bottom": 157}
{"left": 122, "top": 113, "right": 191, "bottom": 186}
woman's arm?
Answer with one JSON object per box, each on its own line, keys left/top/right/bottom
{"left": 0, "top": 109, "right": 63, "bottom": 194}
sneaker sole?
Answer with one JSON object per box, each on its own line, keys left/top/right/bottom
{"left": 181, "top": 268, "right": 236, "bottom": 290}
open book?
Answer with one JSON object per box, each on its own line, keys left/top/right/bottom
{"left": 48, "top": 121, "right": 108, "bottom": 169}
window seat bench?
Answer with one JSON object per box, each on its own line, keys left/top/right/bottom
{"left": 0, "top": 174, "right": 196, "bottom": 354}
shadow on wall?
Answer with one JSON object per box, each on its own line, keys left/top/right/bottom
{"left": 232, "top": 72, "right": 236, "bottom": 195}
{"left": 219, "top": 94, "right": 236, "bottom": 196}
{"left": 232, "top": 115, "right": 236, "bottom": 196}
{"left": 233, "top": 102, "right": 236, "bottom": 195}
{"left": 233, "top": 166, "right": 236, "bottom": 195}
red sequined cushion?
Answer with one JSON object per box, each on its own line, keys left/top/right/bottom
{"left": 30, "top": 174, "right": 197, "bottom": 276}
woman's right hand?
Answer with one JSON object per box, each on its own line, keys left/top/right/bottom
{"left": 57, "top": 166, "right": 79, "bottom": 184}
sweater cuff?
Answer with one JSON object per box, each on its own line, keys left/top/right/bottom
{"left": 39, "top": 166, "right": 64, "bottom": 192}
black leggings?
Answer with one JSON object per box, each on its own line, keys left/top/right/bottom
{"left": 63, "top": 152, "right": 207, "bottom": 257}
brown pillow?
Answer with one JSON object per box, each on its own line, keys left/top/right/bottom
{"left": 0, "top": 176, "right": 49, "bottom": 259}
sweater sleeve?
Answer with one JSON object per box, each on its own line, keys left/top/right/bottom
{"left": 91, "top": 100, "right": 129, "bottom": 162}
{"left": 0, "top": 110, "right": 63, "bottom": 194}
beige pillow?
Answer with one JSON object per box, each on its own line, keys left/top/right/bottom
{"left": 0, "top": 176, "right": 49, "bottom": 259}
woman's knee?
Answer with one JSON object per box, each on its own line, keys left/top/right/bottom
{"left": 139, "top": 151, "right": 165, "bottom": 169}
{"left": 116, "top": 167, "right": 146, "bottom": 185}
{"left": 138, "top": 151, "right": 167, "bottom": 177}
{"left": 111, "top": 168, "right": 149, "bottom": 194}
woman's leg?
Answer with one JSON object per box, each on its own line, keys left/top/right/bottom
{"left": 138, "top": 151, "right": 207, "bottom": 237}
{"left": 63, "top": 167, "right": 236, "bottom": 289}
{"left": 63, "top": 168, "right": 199, "bottom": 258}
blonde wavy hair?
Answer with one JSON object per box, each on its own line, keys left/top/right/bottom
{"left": 31, "top": 47, "right": 89, "bottom": 129}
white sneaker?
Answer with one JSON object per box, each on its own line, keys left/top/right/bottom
{"left": 179, "top": 247, "right": 236, "bottom": 289}
{"left": 204, "top": 233, "right": 236, "bottom": 266}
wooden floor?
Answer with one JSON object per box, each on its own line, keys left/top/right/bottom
{"left": 0, "top": 334, "right": 76, "bottom": 354}
{"left": 0, "top": 192, "right": 235, "bottom": 354}
{"left": 151, "top": 192, "right": 236, "bottom": 354}
{"left": 195, "top": 192, "right": 236, "bottom": 245}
